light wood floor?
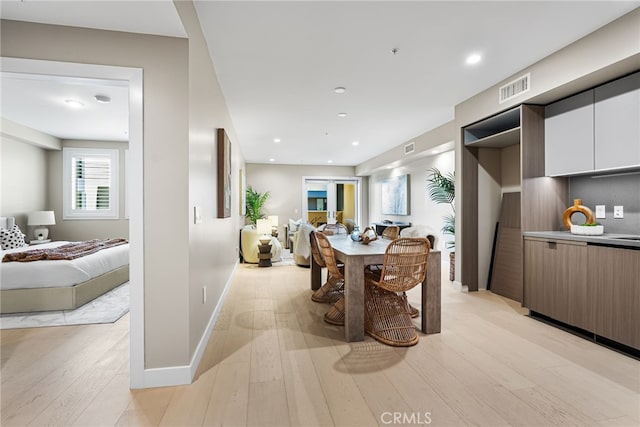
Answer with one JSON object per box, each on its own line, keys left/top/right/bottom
{"left": 2, "top": 262, "right": 639, "bottom": 426}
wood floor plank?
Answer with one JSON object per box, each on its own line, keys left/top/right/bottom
{"left": 203, "top": 361, "right": 250, "bottom": 427}
{"left": 115, "top": 387, "right": 175, "bottom": 426}
{"left": 275, "top": 312, "right": 334, "bottom": 427}
{"left": 28, "top": 333, "right": 130, "bottom": 426}
{"left": 247, "top": 379, "right": 290, "bottom": 427}
{"left": 2, "top": 262, "right": 638, "bottom": 427}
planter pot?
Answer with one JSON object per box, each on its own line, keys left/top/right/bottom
{"left": 571, "top": 224, "right": 604, "bottom": 235}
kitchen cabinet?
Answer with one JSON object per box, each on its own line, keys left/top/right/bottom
{"left": 545, "top": 90, "right": 594, "bottom": 176}
{"left": 545, "top": 71, "right": 640, "bottom": 176}
{"left": 523, "top": 237, "right": 589, "bottom": 330}
{"left": 594, "top": 72, "right": 640, "bottom": 170}
{"left": 589, "top": 245, "right": 640, "bottom": 350}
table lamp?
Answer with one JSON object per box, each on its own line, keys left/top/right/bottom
{"left": 256, "top": 219, "right": 272, "bottom": 245}
{"left": 268, "top": 215, "right": 279, "bottom": 237}
{"left": 28, "top": 210, "right": 56, "bottom": 240}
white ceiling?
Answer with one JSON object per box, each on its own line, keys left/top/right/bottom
{"left": 1, "top": 1, "right": 638, "bottom": 165}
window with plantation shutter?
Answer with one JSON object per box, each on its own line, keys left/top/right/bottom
{"left": 63, "top": 147, "right": 119, "bottom": 219}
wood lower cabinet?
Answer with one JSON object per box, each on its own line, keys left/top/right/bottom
{"left": 588, "top": 246, "right": 640, "bottom": 350}
{"left": 523, "top": 238, "right": 589, "bottom": 330}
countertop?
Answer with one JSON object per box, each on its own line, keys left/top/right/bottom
{"left": 523, "top": 231, "right": 640, "bottom": 249}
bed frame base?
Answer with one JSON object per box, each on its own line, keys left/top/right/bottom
{"left": 1, "top": 266, "right": 130, "bottom": 314}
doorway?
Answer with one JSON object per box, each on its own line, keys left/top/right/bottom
{"left": 302, "top": 177, "right": 362, "bottom": 228}
{"left": 1, "top": 57, "right": 144, "bottom": 388}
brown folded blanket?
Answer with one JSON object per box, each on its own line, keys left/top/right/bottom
{"left": 2, "top": 238, "right": 128, "bottom": 263}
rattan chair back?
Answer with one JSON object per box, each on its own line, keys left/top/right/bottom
{"left": 321, "top": 223, "right": 348, "bottom": 236}
{"left": 381, "top": 225, "right": 400, "bottom": 240}
{"left": 309, "top": 231, "right": 325, "bottom": 267}
{"left": 314, "top": 232, "right": 344, "bottom": 279}
{"left": 376, "top": 238, "right": 430, "bottom": 293}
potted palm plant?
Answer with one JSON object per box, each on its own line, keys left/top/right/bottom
{"left": 245, "top": 186, "right": 270, "bottom": 225}
{"left": 426, "top": 168, "right": 455, "bottom": 280}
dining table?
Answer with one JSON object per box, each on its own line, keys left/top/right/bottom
{"left": 310, "top": 235, "right": 441, "bottom": 342}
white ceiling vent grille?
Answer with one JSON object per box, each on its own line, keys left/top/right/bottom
{"left": 404, "top": 141, "right": 415, "bottom": 155}
{"left": 499, "top": 73, "right": 530, "bottom": 104}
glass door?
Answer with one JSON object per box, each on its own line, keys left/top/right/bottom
{"left": 303, "top": 177, "right": 361, "bottom": 228}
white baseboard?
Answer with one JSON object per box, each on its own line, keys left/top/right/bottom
{"left": 189, "top": 260, "right": 238, "bottom": 381}
{"left": 136, "top": 260, "right": 239, "bottom": 389}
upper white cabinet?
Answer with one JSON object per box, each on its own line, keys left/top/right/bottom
{"left": 545, "top": 71, "right": 640, "bottom": 176}
{"left": 594, "top": 72, "right": 640, "bottom": 170}
{"left": 545, "top": 90, "right": 594, "bottom": 176}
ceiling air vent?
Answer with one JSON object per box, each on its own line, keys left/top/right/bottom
{"left": 499, "top": 73, "right": 530, "bottom": 104}
{"left": 404, "top": 141, "right": 415, "bottom": 155}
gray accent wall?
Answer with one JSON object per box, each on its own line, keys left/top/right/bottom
{"left": 47, "top": 140, "right": 129, "bottom": 242}
{"left": 1, "top": 138, "right": 48, "bottom": 233}
{"left": 569, "top": 173, "right": 640, "bottom": 234}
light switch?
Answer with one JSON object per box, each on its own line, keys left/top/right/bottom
{"left": 194, "top": 206, "right": 203, "bottom": 224}
{"left": 595, "top": 205, "right": 606, "bottom": 219}
{"left": 614, "top": 205, "right": 624, "bottom": 219}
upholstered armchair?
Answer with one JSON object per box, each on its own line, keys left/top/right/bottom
{"left": 292, "top": 223, "right": 316, "bottom": 267}
{"left": 240, "top": 225, "right": 282, "bottom": 264}
{"left": 399, "top": 225, "right": 438, "bottom": 250}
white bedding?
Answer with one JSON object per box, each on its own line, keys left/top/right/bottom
{"left": 0, "top": 241, "right": 129, "bottom": 290}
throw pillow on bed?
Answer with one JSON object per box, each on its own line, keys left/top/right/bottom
{"left": 1, "top": 224, "right": 28, "bottom": 250}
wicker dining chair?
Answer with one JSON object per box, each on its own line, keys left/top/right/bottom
{"left": 310, "top": 231, "right": 344, "bottom": 304}
{"left": 321, "top": 223, "right": 349, "bottom": 236}
{"left": 381, "top": 225, "right": 400, "bottom": 240}
{"left": 312, "top": 232, "right": 346, "bottom": 325}
{"left": 364, "top": 237, "right": 430, "bottom": 346}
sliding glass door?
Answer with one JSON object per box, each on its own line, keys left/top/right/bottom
{"left": 303, "top": 177, "right": 361, "bottom": 228}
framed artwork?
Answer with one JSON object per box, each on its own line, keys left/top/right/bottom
{"left": 217, "top": 128, "right": 232, "bottom": 218}
{"left": 239, "top": 168, "right": 246, "bottom": 215}
{"left": 381, "top": 174, "right": 409, "bottom": 215}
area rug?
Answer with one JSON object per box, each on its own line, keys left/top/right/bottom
{"left": 0, "top": 282, "right": 130, "bottom": 330}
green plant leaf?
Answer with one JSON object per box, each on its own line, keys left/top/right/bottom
{"left": 245, "top": 186, "right": 270, "bottom": 225}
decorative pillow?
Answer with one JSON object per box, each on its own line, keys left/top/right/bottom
{"left": 1, "top": 225, "right": 28, "bottom": 250}
{"left": 288, "top": 218, "right": 301, "bottom": 232}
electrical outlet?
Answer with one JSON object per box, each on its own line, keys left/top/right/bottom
{"left": 595, "top": 205, "right": 606, "bottom": 219}
{"left": 614, "top": 205, "right": 624, "bottom": 219}
{"left": 202, "top": 286, "right": 207, "bottom": 303}
{"left": 194, "top": 206, "right": 202, "bottom": 224}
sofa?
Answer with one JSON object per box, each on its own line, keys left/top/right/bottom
{"left": 240, "top": 225, "right": 282, "bottom": 263}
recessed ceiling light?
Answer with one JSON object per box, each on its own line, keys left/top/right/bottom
{"left": 94, "top": 94, "right": 111, "bottom": 103}
{"left": 334, "top": 87, "right": 346, "bottom": 94}
{"left": 352, "top": 141, "right": 359, "bottom": 146}
{"left": 273, "top": 138, "right": 281, "bottom": 143}
{"left": 337, "top": 113, "right": 347, "bottom": 118}
{"left": 269, "top": 158, "right": 275, "bottom": 162}
{"left": 327, "top": 160, "right": 333, "bottom": 164}
{"left": 466, "top": 53, "right": 482, "bottom": 65}
{"left": 64, "top": 99, "right": 84, "bottom": 108}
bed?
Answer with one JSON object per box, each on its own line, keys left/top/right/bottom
{"left": 0, "top": 217, "right": 129, "bottom": 314}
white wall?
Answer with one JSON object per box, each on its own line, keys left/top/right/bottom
{"left": 173, "top": 1, "right": 246, "bottom": 360}
{"left": 47, "top": 140, "right": 129, "bottom": 241}
{"left": 368, "top": 150, "right": 455, "bottom": 255}
{"left": 0, "top": 137, "right": 48, "bottom": 232}
{"left": 245, "top": 163, "right": 360, "bottom": 238}
{"left": 1, "top": 19, "right": 192, "bottom": 375}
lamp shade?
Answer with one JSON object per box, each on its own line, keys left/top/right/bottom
{"left": 28, "top": 211, "right": 56, "bottom": 226}
{"left": 268, "top": 215, "right": 279, "bottom": 227}
{"left": 256, "top": 219, "right": 272, "bottom": 235}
